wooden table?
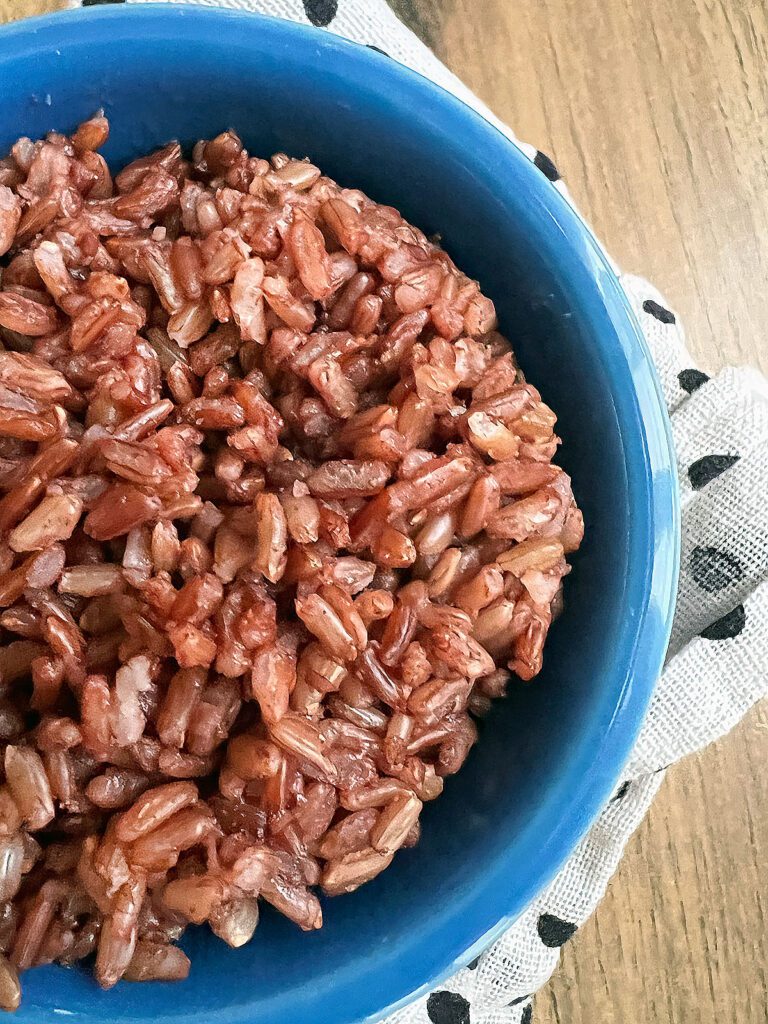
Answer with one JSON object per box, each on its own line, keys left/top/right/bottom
{"left": 2, "top": 1, "right": 767, "bottom": 1021}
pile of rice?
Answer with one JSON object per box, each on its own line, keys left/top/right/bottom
{"left": 0, "top": 116, "right": 582, "bottom": 1007}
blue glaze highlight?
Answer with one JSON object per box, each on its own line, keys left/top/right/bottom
{"left": 0, "top": 6, "right": 679, "bottom": 1023}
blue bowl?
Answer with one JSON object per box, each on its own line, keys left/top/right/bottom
{"left": 0, "top": 6, "right": 679, "bottom": 1023}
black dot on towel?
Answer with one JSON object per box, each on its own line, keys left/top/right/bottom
{"left": 303, "top": 0, "right": 338, "bottom": 26}
{"left": 700, "top": 604, "right": 746, "bottom": 641}
{"left": 690, "top": 545, "right": 745, "bottom": 593}
{"left": 426, "top": 991, "right": 470, "bottom": 1024}
{"left": 521, "top": 1005, "right": 533, "bottom": 1024}
{"left": 508, "top": 994, "right": 531, "bottom": 1006}
{"left": 612, "top": 780, "right": 631, "bottom": 802}
{"left": 367, "top": 44, "right": 391, "bottom": 57}
{"left": 83, "top": 0, "right": 125, "bottom": 5}
{"left": 533, "top": 151, "right": 560, "bottom": 181}
{"left": 678, "top": 368, "right": 710, "bottom": 394}
{"left": 537, "top": 913, "right": 577, "bottom": 947}
{"left": 642, "top": 299, "right": 676, "bottom": 324}
{"left": 466, "top": 955, "right": 481, "bottom": 970}
{"left": 688, "top": 453, "right": 740, "bottom": 490}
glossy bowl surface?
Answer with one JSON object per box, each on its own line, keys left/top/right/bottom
{"left": 0, "top": 6, "right": 679, "bottom": 1023}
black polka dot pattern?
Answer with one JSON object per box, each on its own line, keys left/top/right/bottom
{"left": 642, "top": 299, "right": 676, "bottom": 324}
{"left": 426, "top": 991, "right": 470, "bottom": 1024}
{"left": 700, "top": 604, "right": 746, "bottom": 640}
{"left": 533, "top": 151, "right": 560, "bottom": 181}
{"left": 303, "top": 0, "right": 339, "bottom": 27}
{"left": 521, "top": 1005, "right": 533, "bottom": 1024}
{"left": 690, "top": 545, "right": 745, "bottom": 593}
{"left": 536, "top": 913, "right": 577, "bottom": 947}
{"left": 612, "top": 780, "right": 631, "bottom": 802}
{"left": 678, "top": 368, "right": 710, "bottom": 394}
{"left": 688, "top": 453, "right": 740, "bottom": 491}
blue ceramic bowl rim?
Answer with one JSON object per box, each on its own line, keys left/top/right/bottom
{"left": 0, "top": 6, "right": 680, "bottom": 1023}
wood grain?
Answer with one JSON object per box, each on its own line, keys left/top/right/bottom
{"left": 0, "top": 0, "right": 62, "bottom": 21}
{"left": 1, "top": 2, "right": 767, "bottom": 1021}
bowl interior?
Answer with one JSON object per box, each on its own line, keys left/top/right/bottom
{"left": 0, "top": 8, "right": 678, "bottom": 1024}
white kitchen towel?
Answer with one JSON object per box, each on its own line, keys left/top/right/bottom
{"left": 69, "top": 2, "right": 768, "bottom": 1021}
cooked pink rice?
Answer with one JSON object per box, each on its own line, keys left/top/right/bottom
{"left": 0, "top": 116, "right": 583, "bottom": 1006}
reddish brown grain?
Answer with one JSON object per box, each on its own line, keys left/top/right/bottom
{"left": 0, "top": 117, "right": 581, "bottom": 1000}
